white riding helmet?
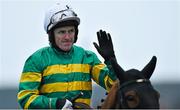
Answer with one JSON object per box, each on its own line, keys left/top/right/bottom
{"left": 44, "top": 3, "right": 80, "bottom": 33}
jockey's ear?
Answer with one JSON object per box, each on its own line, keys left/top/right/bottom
{"left": 141, "top": 56, "right": 157, "bottom": 79}
{"left": 110, "top": 58, "right": 125, "bottom": 81}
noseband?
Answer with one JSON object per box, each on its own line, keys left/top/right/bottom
{"left": 118, "top": 79, "right": 151, "bottom": 108}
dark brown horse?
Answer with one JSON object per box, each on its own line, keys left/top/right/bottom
{"left": 100, "top": 56, "right": 160, "bottom": 109}
{"left": 73, "top": 56, "right": 160, "bottom": 109}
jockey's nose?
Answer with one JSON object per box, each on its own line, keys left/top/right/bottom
{"left": 63, "top": 33, "right": 71, "bottom": 38}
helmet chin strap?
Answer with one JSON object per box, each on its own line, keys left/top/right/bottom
{"left": 73, "top": 28, "right": 78, "bottom": 43}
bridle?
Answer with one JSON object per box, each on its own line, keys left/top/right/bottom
{"left": 118, "top": 79, "right": 151, "bottom": 108}
{"left": 119, "top": 79, "right": 150, "bottom": 90}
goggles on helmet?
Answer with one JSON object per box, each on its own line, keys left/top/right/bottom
{"left": 47, "top": 7, "right": 79, "bottom": 32}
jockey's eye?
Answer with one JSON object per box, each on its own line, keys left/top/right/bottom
{"left": 58, "top": 30, "right": 66, "bottom": 34}
{"left": 68, "top": 28, "right": 75, "bottom": 34}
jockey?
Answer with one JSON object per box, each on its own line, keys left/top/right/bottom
{"left": 17, "top": 3, "right": 117, "bottom": 109}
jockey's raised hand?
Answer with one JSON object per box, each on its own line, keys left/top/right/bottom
{"left": 93, "top": 30, "right": 116, "bottom": 61}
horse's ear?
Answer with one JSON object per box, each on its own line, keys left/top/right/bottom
{"left": 141, "top": 56, "right": 157, "bottom": 79}
{"left": 110, "top": 58, "right": 125, "bottom": 81}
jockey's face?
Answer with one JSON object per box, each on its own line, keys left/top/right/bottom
{"left": 54, "top": 26, "right": 75, "bottom": 51}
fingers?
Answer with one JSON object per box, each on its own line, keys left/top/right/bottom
{"left": 107, "top": 33, "right": 113, "bottom": 46}
{"left": 93, "top": 42, "right": 99, "bottom": 49}
{"left": 97, "top": 29, "right": 111, "bottom": 41}
{"left": 93, "top": 42, "right": 101, "bottom": 53}
{"left": 96, "top": 30, "right": 104, "bottom": 46}
{"left": 107, "top": 33, "right": 112, "bottom": 42}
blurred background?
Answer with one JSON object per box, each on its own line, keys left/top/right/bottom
{"left": 0, "top": 0, "right": 180, "bottom": 109}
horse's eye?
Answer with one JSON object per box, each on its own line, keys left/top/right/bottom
{"left": 125, "top": 95, "right": 135, "bottom": 101}
{"left": 125, "top": 91, "right": 139, "bottom": 108}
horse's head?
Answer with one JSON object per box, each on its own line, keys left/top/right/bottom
{"left": 103, "top": 56, "right": 160, "bottom": 109}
